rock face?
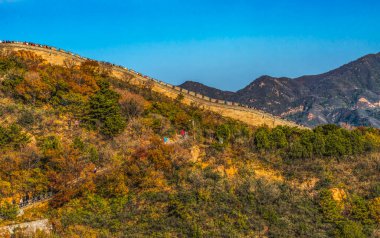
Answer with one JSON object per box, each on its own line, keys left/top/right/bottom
{"left": 0, "top": 219, "right": 51, "bottom": 235}
{"left": 180, "top": 52, "right": 380, "bottom": 128}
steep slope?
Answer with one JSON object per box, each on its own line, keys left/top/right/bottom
{"left": 0, "top": 42, "right": 301, "bottom": 128}
{"left": 180, "top": 52, "right": 380, "bottom": 128}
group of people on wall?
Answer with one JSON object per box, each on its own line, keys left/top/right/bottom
{"left": 0, "top": 40, "right": 151, "bottom": 78}
{"left": 17, "top": 191, "right": 54, "bottom": 208}
{"left": 1, "top": 40, "right": 57, "bottom": 50}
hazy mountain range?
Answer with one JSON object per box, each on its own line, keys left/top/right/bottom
{"left": 180, "top": 52, "right": 380, "bottom": 128}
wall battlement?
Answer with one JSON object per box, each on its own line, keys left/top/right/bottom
{"left": 0, "top": 42, "right": 307, "bottom": 129}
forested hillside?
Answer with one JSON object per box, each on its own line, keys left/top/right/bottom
{"left": 0, "top": 50, "right": 380, "bottom": 237}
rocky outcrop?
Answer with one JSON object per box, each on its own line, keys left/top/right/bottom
{"left": 0, "top": 219, "right": 51, "bottom": 235}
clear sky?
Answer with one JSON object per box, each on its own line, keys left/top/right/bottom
{"left": 1, "top": 0, "right": 380, "bottom": 91}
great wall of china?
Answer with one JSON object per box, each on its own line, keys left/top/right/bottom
{"left": 0, "top": 41, "right": 306, "bottom": 128}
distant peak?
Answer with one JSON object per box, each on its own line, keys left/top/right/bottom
{"left": 256, "top": 75, "right": 276, "bottom": 80}
{"left": 247, "top": 75, "right": 292, "bottom": 87}
{"left": 180, "top": 80, "right": 206, "bottom": 86}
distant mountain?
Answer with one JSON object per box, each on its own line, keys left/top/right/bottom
{"left": 180, "top": 52, "right": 380, "bottom": 127}
{"left": 180, "top": 81, "right": 235, "bottom": 99}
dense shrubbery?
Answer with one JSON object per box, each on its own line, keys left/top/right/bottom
{"left": 252, "top": 125, "right": 380, "bottom": 159}
{"left": 120, "top": 99, "right": 143, "bottom": 119}
{"left": 317, "top": 189, "right": 380, "bottom": 237}
{"left": 0, "top": 201, "right": 18, "bottom": 220}
{"left": 17, "top": 110, "right": 36, "bottom": 126}
{"left": 0, "top": 51, "right": 28, "bottom": 74}
{"left": 149, "top": 101, "right": 192, "bottom": 131}
{"left": 0, "top": 124, "right": 30, "bottom": 150}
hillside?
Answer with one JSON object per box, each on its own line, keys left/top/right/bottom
{"left": 180, "top": 53, "right": 380, "bottom": 128}
{"left": 0, "top": 44, "right": 379, "bottom": 237}
{"left": 0, "top": 42, "right": 302, "bottom": 129}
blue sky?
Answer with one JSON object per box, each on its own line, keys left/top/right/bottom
{"left": 1, "top": 0, "right": 380, "bottom": 91}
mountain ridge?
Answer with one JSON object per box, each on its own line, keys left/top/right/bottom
{"left": 180, "top": 52, "right": 380, "bottom": 127}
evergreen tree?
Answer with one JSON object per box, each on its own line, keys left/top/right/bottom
{"left": 254, "top": 127, "right": 271, "bottom": 151}
{"left": 313, "top": 132, "right": 326, "bottom": 156}
{"left": 83, "top": 80, "right": 126, "bottom": 137}
{"left": 270, "top": 127, "right": 288, "bottom": 149}
{"left": 318, "top": 189, "right": 344, "bottom": 223}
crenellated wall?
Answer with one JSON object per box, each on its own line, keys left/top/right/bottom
{"left": 0, "top": 42, "right": 307, "bottom": 128}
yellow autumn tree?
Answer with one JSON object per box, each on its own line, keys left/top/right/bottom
{"left": 15, "top": 71, "right": 51, "bottom": 103}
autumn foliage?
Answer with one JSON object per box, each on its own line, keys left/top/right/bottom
{"left": 0, "top": 50, "right": 379, "bottom": 237}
